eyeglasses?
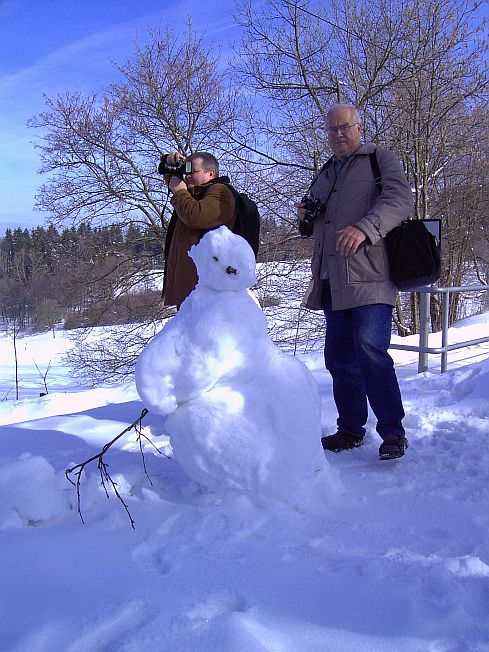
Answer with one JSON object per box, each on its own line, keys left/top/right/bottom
{"left": 327, "top": 123, "right": 360, "bottom": 135}
{"left": 185, "top": 168, "right": 208, "bottom": 177}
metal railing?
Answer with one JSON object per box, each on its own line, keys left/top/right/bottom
{"left": 389, "top": 285, "right": 489, "bottom": 373}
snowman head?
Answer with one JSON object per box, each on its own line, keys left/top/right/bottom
{"left": 190, "top": 226, "right": 257, "bottom": 292}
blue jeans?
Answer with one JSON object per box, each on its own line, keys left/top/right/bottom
{"left": 322, "top": 283, "right": 405, "bottom": 441}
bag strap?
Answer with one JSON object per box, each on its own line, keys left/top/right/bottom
{"left": 369, "top": 148, "right": 383, "bottom": 194}
{"left": 304, "top": 156, "right": 334, "bottom": 196}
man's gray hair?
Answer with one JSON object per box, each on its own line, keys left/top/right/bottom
{"left": 189, "top": 151, "right": 219, "bottom": 175}
{"left": 327, "top": 103, "right": 361, "bottom": 125}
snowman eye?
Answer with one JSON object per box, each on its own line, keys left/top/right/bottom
{"left": 213, "top": 256, "right": 219, "bottom": 261}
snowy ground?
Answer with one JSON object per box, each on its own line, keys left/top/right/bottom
{"left": 1, "top": 314, "right": 489, "bottom": 651}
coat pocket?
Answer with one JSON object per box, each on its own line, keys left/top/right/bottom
{"left": 346, "top": 241, "right": 388, "bottom": 283}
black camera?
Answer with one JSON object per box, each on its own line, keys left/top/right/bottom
{"left": 158, "top": 154, "right": 193, "bottom": 179}
{"left": 301, "top": 193, "right": 323, "bottom": 226}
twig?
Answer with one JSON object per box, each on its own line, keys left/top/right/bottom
{"left": 135, "top": 424, "right": 169, "bottom": 485}
{"left": 33, "top": 359, "right": 52, "bottom": 395}
{"left": 65, "top": 407, "right": 158, "bottom": 529}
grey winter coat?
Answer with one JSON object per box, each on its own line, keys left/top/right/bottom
{"left": 303, "top": 143, "right": 413, "bottom": 311}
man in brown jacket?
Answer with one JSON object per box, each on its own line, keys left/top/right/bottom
{"left": 162, "top": 151, "right": 236, "bottom": 307}
{"left": 298, "top": 103, "right": 413, "bottom": 460}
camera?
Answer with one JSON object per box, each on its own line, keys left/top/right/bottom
{"left": 158, "top": 154, "right": 193, "bottom": 179}
{"left": 301, "top": 193, "right": 323, "bottom": 226}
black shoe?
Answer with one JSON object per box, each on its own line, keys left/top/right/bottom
{"left": 379, "top": 436, "right": 408, "bottom": 461}
{"left": 321, "top": 431, "right": 364, "bottom": 453}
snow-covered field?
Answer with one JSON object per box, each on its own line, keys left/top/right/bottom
{"left": 1, "top": 305, "right": 489, "bottom": 650}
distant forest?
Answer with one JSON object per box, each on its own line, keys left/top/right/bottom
{"left": 0, "top": 215, "right": 307, "bottom": 339}
{"left": 0, "top": 223, "right": 164, "bottom": 332}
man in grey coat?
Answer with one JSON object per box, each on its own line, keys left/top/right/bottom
{"left": 298, "top": 103, "right": 413, "bottom": 460}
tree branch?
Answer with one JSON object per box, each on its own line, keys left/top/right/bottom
{"left": 65, "top": 407, "right": 168, "bottom": 529}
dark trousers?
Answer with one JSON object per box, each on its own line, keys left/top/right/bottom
{"left": 322, "top": 283, "right": 405, "bottom": 441}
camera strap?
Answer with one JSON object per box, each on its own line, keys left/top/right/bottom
{"left": 305, "top": 157, "right": 333, "bottom": 193}
{"left": 159, "top": 186, "right": 173, "bottom": 230}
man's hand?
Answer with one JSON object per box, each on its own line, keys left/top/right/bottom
{"left": 166, "top": 151, "right": 185, "bottom": 166}
{"left": 335, "top": 226, "right": 366, "bottom": 256}
{"left": 169, "top": 176, "right": 187, "bottom": 193}
{"left": 162, "top": 152, "right": 186, "bottom": 190}
{"left": 295, "top": 201, "right": 307, "bottom": 221}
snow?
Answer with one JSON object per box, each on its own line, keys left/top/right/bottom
{"left": 135, "top": 227, "right": 335, "bottom": 509}
{"left": 1, "top": 229, "right": 489, "bottom": 651}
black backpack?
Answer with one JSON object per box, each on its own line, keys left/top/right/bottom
{"left": 225, "top": 184, "right": 261, "bottom": 258}
{"left": 198, "top": 179, "right": 261, "bottom": 258}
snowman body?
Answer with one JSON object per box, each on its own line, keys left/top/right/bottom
{"left": 135, "top": 227, "right": 328, "bottom": 506}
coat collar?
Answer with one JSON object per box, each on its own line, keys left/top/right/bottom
{"left": 190, "top": 175, "right": 231, "bottom": 197}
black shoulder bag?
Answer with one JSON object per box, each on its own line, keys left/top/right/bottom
{"left": 370, "top": 149, "right": 441, "bottom": 291}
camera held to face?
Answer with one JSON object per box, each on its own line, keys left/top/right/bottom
{"left": 158, "top": 154, "right": 193, "bottom": 179}
{"left": 301, "top": 193, "right": 323, "bottom": 226}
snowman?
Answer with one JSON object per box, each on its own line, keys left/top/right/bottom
{"left": 135, "top": 226, "right": 334, "bottom": 508}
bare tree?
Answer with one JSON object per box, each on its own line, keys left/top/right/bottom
{"left": 2, "top": 315, "right": 20, "bottom": 400}
{"left": 25, "top": 2, "right": 488, "bottom": 384}
{"left": 30, "top": 22, "right": 240, "bottom": 235}
{"left": 233, "top": 0, "right": 488, "bottom": 333}
{"left": 29, "top": 22, "right": 245, "bottom": 381}
{"left": 375, "top": 0, "right": 488, "bottom": 330}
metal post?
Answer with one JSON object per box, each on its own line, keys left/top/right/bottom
{"left": 389, "top": 285, "right": 489, "bottom": 374}
{"left": 441, "top": 291, "right": 450, "bottom": 373}
{"left": 418, "top": 291, "right": 430, "bottom": 373}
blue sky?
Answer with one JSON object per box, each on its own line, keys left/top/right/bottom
{"left": 0, "top": 0, "right": 241, "bottom": 233}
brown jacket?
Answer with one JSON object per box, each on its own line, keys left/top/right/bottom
{"left": 303, "top": 143, "right": 413, "bottom": 311}
{"left": 163, "top": 177, "right": 237, "bottom": 306}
